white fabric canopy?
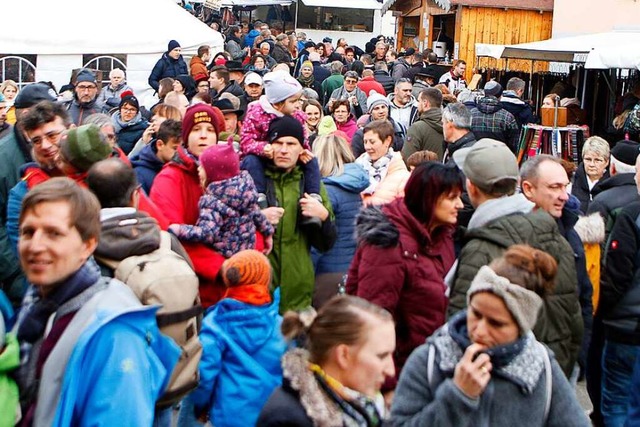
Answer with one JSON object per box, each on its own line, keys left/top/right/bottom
{"left": 301, "top": 0, "right": 383, "bottom": 9}
{"left": 0, "top": 0, "right": 223, "bottom": 103}
{"left": 475, "top": 31, "right": 640, "bottom": 68}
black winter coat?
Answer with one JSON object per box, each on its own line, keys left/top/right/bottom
{"left": 571, "top": 163, "right": 610, "bottom": 214}
{"left": 588, "top": 173, "right": 640, "bottom": 234}
{"left": 373, "top": 70, "right": 395, "bottom": 95}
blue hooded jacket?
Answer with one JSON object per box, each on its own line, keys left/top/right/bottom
{"left": 244, "top": 29, "right": 260, "bottom": 49}
{"left": 52, "top": 284, "right": 180, "bottom": 426}
{"left": 131, "top": 143, "right": 164, "bottom": 195}
{"left": 312, "top": 163, "right": 369, "bottom": 274}
{"left": 189, "top": 290, "right": 286, "bottom": 427}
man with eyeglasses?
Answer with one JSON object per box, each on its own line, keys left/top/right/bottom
{"left": 0, "top": 85, "right": 57, "bottom": 307}
{"left": 448, "top": 141, "right": 583, "bottom": 383}
{"left": 67, "top": 69, "right": 103, "bottom": 126}
{"left": 195, "top": 76, "right": 210, "bottom": 95}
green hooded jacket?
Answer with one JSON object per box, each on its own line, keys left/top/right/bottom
{"left": 265, "top": 166, "right": 336, "bottom": 312}
{"left": 0, "top": 333, "right": 20, "bottom": 427}
{"left": 449, "top": 210, "right": 583, "bottom": 377}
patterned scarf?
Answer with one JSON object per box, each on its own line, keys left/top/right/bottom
{"left": 432, "top": 312, "right": 545, "bottom": 394}
{"left": 298, "top": 73, "right": 315, "bottom": 88}
{"left": 355, "top": 148, "right": 395, "bottom": 195}
{"left": 309, "top": 362, "right": 385, "bottom": 427}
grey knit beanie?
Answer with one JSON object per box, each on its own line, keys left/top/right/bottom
{"left": 367, "top": 90, "right": 390, "bottom": 113}
{"left": 467, "top": 266, "right": 543, "bottom": 334}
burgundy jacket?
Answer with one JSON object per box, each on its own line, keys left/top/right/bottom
{"left": 346, "top": 198, "right": 455, "bottom": 389}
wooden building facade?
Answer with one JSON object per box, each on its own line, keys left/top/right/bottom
{"left": 387, "top": 0, "right": 554, "bottom": 80}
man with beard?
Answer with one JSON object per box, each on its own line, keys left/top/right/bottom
{"left": 0, "top": 85, "right": 57, "bottom": 307}
{"left": 67, "top": 69, "right": 103, "bottom": 125}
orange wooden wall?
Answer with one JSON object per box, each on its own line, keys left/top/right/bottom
{"left": 455, "top": 6, "right": 553, "bottom": 80}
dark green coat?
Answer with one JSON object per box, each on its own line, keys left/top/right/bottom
{"left": 265, "top": 166, "right": 336, "bottom": 312}
{"left": 449, "top": 210, "right": 583, "bottom": 377}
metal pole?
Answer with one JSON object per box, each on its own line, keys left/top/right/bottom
{"left": 581, "top": 67, "right": 587, "bottom": 109}
{"left": 294, "top": 0, "right": 298, "bottom": 32}
{"left": 528, "top": 60, "right": 534, "bottom": 101}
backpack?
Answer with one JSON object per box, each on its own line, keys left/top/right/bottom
{"left": 100, "top": 232, "right": 203, "bottom": 408}
{"left": 623, "top": 103, "right": 640, "bottom": 133}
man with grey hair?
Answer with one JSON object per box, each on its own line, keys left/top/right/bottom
{"left": 97, "top": 68, "right": 132, "bottom": 113}
{"left": 448, "top": 139, "right": 583, "bottom": 379}
{"left": 441, "top": 102, "right": 476, "bottom": 163}
{"left": 388, "top": 78, "right": 418, "bottom": 130}
{"left": 403, "top": 88, "right": 444, "bottom": 161}
{"left": 500, "top": 76, "right": 536, "bottom": 128}
{"left": 588, "top": 140, "right": 640, "bottom": 227}
{"left": 373, "top": 61, "right": 395, "bottom": 95}
{"left": 259, "top": 42, "right": 277, "bottom": 69}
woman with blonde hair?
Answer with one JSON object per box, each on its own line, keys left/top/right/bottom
{"left": 391, "top": 244, "right": 590, "bottom": 426}
{"left": 258, "top": 295, "right": 396, "bottom": 426}
{"left": 311, "top": 133, "right": 369, "bottom": 306}
{"left": 1, "top": 80, "right": 19, "bottom": 125}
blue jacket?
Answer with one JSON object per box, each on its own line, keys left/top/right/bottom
{"left": 131, "top": 143, "right": 164, "bottom": 195}
{"left": 312, "top": 164, "right": 369, "bottom": 274}
{"left": 189, "top": 290, "right": 286, "bottom": 427}
{"left": 244, "top": 29, "right": 260, "bottom": 49}
{"left": 148, "top": 53, "right": 188, "bottom": 91}
{"left": 52, "top": 281, "right": 180, "bottom": 426}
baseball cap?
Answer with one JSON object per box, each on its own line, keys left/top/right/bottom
{"left": 244, "top": 72, "right": 263, "bottom": 86}
{"left": 453, "top": 139, "right": 519, "bottom": 188}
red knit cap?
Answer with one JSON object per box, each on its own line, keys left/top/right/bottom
{"left": 181, "top": 103, "right": 223, "bottom": 146}
{"left": 199, "top": 141, "right": 239, "bottom": 184}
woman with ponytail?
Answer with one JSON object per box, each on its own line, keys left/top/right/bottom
{"left": 390, "top": 245, "right": 590, "bottom": 427}
{"left": 258, "top": 295, "right": 396, "bottom": 427}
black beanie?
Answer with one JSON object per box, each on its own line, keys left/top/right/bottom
{"left": 268, "top": 116, "right": 304, "bottom": 146}
{"left": 168, "top": 40, "right": 181, "bottom": 52}
{"left": 119, "top": 90, "right": 139, "bottom": 111}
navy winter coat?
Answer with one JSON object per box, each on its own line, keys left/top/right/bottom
{"left": 148, "top": 53, "right": 188, "bottom": 91}
{"left": 130, "top": 143, "right": 164, "bottom": 195}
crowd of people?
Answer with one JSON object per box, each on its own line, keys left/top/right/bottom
{"left": 0, "top": 19, "right": 639, "bottom": 427}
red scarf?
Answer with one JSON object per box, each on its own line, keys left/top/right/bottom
{"left": 224, "top": 284, "right": 271, "bottom": 306}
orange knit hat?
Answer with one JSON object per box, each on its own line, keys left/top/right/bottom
{"left": 222, "top": 250, "right": 271, "bottom": 289}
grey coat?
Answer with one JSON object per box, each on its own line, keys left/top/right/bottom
{"left": 390, "top": 324, "right": 590, "bottom": 427}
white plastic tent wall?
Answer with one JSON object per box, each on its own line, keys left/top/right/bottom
{"left": 0, "top": 0, "right": 224, "bottom": 105}
{"left": 475, "top": 30, "right": 640, "bottom": 69}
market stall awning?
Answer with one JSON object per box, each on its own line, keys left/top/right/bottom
{"left": 475, "top": 30, "right": 640, "bottom": 66}
{"left": 301, "top": 0, "right": 383, "bottom": 9}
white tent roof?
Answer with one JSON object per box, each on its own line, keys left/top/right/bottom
{"left": 475, "top": 30, "right": 640, "bottom": 69}
{"left": 0, "top": 0, "right": 223, "bottom": 55}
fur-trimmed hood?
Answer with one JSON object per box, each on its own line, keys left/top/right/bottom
{"left": 281, "top": 349, "right": 345, "bottom": 427}
{"left": 354, "top": 205, "right": 400, "bottom": 248}
{"left": 574, "top": 213, "right": 605, "bottom": 244}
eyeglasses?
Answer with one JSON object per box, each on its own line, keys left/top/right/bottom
{"left": 345, "top": 79, "right": 358, "bottom": 84}
{"left": 121, "top": 107, "right": 138, "bottom": 114}
{"left": 30, "top": 129, "right": 65, "bottom": 146}
{"left": 583, "top": 157, "right": 606, "bottom": 164}
{"left": 105, "top": 133, "right": 117, "bottom": 141}
{"left": 76, "top": 84, "right": 96, "bottom": 91}
{"left": 197, "top": 83, "right": 210, "bottom": 88}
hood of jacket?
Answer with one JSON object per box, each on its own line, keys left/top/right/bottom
{"left": 388, "top": 93, "right": 417, "bottom": 110}
{"left": 467, "top": 193, "right": 534, "bottom": 230}
{"left": 322, "top": 163, "right": 370, "bottom": 194}
{"left": 500, "top": 91, "right": 526, "bottom": 106}
{"left": 130, "top": 143, "right": 164, "bottom": 173}
{"left": 373, "top": 69, "right": 391, "bottom": 77}
{"left": 591, "top": 172, "right": 636, "bottom": 196}
{"left": 476, "top": 96, "right": 503, "bottom": 114}
{"left": 95, "top": 210, "right": 161, "bottom": 261}
{"left": 574, "top": 213, "right": 605, "bottom": 244}
{"left": 417, "top": 108, "right": 443, "bottom": 133}
{"left": 208, "top": 290, "right": 282, "bottom": 354}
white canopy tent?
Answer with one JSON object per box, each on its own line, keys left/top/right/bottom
{"left": 475, "top": 30, "right": 640, "bottom": 70}
{"left": 0, "top": 0, "right": 223, "bottom": 104}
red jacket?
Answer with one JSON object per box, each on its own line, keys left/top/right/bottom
{"left": 346, "top": 198, "right": 454, "bottom": 389}
{"left": 357, "top": 76, "right": 386, "bottom": 97}
{"left": 336, "top": 116, "right": 358, "bottom": 142}
{"left": 150, "top": 147, "right": 264, "bottom": 307}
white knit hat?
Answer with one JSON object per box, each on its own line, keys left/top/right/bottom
{"left": 467, "top": 266, "right": 543, "bottom": 334}
{"left": 263, "top": 70, "right": 303, "bottom": 104}
{"left": 367, "top": 90, "right": 390, "bottom": 113}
